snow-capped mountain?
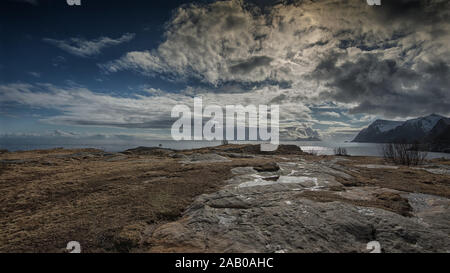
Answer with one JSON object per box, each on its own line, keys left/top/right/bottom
{"left": 372, "top": 120, "right": 404, "bottom": 133}
{"left": 402, "top": 114, "right": 443, "bottom": 133}
{"left": 352, "top": 119, "right": 403, "bottom": 143}
{"left": 352, "top": 114, "right": 450, "bottom": 152}
{"left": 280, "top": 125, "right": 321, "bottom": 141}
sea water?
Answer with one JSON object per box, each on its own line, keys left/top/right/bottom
{"left": 1, "top": 139, "right": 449, "bottom": 159}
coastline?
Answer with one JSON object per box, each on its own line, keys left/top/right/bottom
{"left": 1, "top": 140, "right": 449, "bottom": 158}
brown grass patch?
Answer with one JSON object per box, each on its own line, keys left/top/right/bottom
{"left": 296, "top": 190, "right": 413, "bottom": 217}
{"left": 335, "top": 157, "right": 450, "bottom": 198}
{"left": 0, "top": 148, "right": 273, "bottom": 253}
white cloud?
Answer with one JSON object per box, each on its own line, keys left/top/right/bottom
{"left": 320, "top": 111, "right": 340, "bottom": 118}
{"left": 43, "top": 33, "right": 136, "bottom": 57}
{"left": 0, "top": 82, "right": 314, "bottom": 131}
{"left": 28, "top": 71, "right": 41, "bottom": 78}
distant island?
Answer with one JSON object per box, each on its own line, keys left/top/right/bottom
{"left": 280, "top": 126, "right": 321, "bottom": 141}
{"left": 352, "top": 114, "right": 450, "bottom": 153}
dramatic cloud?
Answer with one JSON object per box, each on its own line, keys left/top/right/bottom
{"left": 44, "top": 33, "right": 136, "bottom": 57}
{"left": 3, "top": 0, "right": 449, "bottom": 142}
{"left": 314, "top": 54, "right": 450, "bottom": 118}
{"left": 0, "top": 83, "right": 313, "bottom": 136}
{"left": 101, "top": 0, "right": 449, "bottom": 119}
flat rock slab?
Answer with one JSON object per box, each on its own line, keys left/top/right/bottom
{"left": 147, "top": 159, "right": 450, "bottom": 253}
{"left": 150, "top": 196, "right": 450, "bottom": 253}
{"left": 412, "top": 166, "right": 450, "bottom": 175}
{"left": 406, "top": 193, "right": 450, "bottom": 233}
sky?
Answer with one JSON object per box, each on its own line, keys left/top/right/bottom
{"left": 0, "top": 0, "right": 449, "bottom": 143}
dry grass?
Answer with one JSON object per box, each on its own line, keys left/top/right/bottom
{"left": 0, "top": 147, "right": 275, "bottom": 253}
{"left": 335, "top": 156, "right": 450, "bottom": 198}
{"left": 297, "top": 190, "right": 413, "bottom": 217}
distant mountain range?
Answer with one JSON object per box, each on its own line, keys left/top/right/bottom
{"left": 280, "top": 125, "right": 321, "bottom": 141}
{"left": 352, "top": 114, "right": 450, "bottom": 153}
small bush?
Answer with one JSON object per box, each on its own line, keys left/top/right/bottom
{"left": 334, "top": 147, "right": 348, "bottom": 156}
{"left": 382, "top": 143, "right": 427, "bottom": 166}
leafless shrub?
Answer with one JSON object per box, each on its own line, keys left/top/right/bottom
{"left": 334, "top": 147, "right": 348, "bottom": 156}
{"left": 382, "top": 143, "right": 428, "bottom": 166}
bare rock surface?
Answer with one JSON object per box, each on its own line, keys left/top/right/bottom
{"left": 148, "top": 157, "right": 450, "bottom": 253}
{"left": 412, "top": 165, "right": 450, "bottom": 175}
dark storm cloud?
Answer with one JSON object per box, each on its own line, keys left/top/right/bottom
{"left": 229, "top": 56, "right": 273, "bottom": 74}
{"left": 297, "top": 0, "right": 450, "bottom": 119}
{"left": 377, "top": 0, "right": 428, "bottom": 21}
{"left": 313, "top": 53, "right": 450, "bottom": 118}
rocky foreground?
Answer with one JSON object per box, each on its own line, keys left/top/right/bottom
{"left": 0, "top": 145, "right": 449, "bottom": 253}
